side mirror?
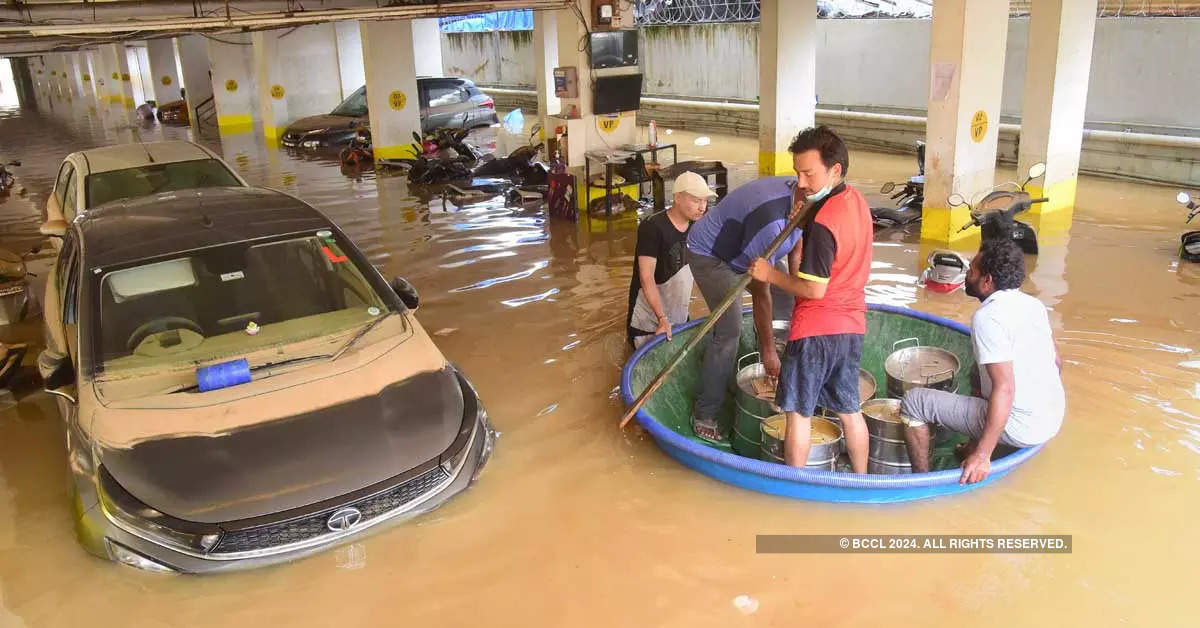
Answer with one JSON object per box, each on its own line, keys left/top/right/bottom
{"left": 391, "top": 276, "right": 419, "bottom": 310}
{"left": 948, "top": 193, "right": 966, "bottom": 207}
{"left": 1027, "top": 162, "right": 1047, "bottom": 180}
{"left": 880, "top": 182, "right": 896, "bottom": 194}
{"left": 39, "top": 219, "right": 67, "bottom": 238}
{"left": 1177, "top": 191, "right": 1192, "bottom": 206}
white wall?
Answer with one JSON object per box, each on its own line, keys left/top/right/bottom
{"left": 447, "top": 17, "right": 1200, "bottom": 132}
{"left": 334, "top": 21, "right": 365, "bottom": 100}
{"left": 441, "top": 31, "right": 536, "bottom": 87}
{"left": 275, "top": 24, "right": 343, "bottom": 119}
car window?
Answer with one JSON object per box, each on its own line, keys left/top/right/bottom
{"left": 85, "top": 158, "right": 241, "bottom": 208}
{"left": 427, "top": 85, "right": 467, "bottom": 108}
{"left": 63, "top": 171, "right": 79, "bottom": 219}
{"left": 55, "top": 232, "right": 76, "bottom": 302}
{"left": 331, "top": 86, "right": 368, "bottom": 117}
{"left": 54, "top": 162, "right": 74, "bottom": 207}
{"left": 95, "top": 234, "right": 393, "bottom": 377}
{"left": 58, "top": 234, "right": 80, "bottom": 324}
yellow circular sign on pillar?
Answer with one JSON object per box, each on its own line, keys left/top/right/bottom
{"left": 598, "top": 116, "right": 621, "bottom": 134}
{"left": 51, "top": 70, "right": 57, "bottom": 76}
{"left": 270, "top": 85, "right": 285, "bottom": 100}
{"left": 82, "top": 74, "right": 90, "bottom": 81}
{"left": 970, "top": 110, "right": 989, "bottom": 143}
{"left": 388, "top": 90, "right": 407, "bottom": 111}
{"left": 161, "top": 76, "right": 172, "bottom": 86}
{"left": 225, "top": 79, "right": 238, "bottom": 93}
{"left": 112, "top": 72, "right": 119, "bottom": 80}
{"left": 121, "top": 73, "right": 130, "bottom": 82}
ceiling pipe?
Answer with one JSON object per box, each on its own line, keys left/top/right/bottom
{"left": 0, "top": 1, "right": 571, "bottom": 36}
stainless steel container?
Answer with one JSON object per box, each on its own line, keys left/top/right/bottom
{"left": 760, "top": 415, "right": 841, "bottom": 470}
{"left": 732, "top": 353, "right": 779, "bottom": 458}
{"left": 861, "top": 398, "right": 913, "bottom": 474}
{"left": 883, "top": 337, "right": 960, "bottom": 398}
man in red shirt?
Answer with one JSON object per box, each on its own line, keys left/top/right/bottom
{"left": 749, "top": 126, "right": 873, "bottom": 472}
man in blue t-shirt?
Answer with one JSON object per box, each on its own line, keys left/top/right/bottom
{"left": 687, "top": 176, "right": 804, "bottom": 441}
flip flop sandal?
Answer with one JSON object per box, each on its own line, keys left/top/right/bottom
{"left": 691, "top": 413, "right": 726, "bottom": 443}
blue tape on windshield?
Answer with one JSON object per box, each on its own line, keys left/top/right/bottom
{"left": 196, "top": 359, "right": 251, "bottom": 392}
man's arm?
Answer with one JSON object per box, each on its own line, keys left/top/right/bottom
{"left": 749, "top": 278, "right": 779, "bottom": 377}
{"left": 636, "top": 255, "right": 673, "bottom": 339}
{"left": 749, "top": 263, "right": 829, "bottom": 300}
{"left": 960, "top": 361, "right": 1015, "bottom": 485}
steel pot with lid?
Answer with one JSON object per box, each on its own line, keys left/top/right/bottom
{"left": 883, "top": 337, "right": 960, "bottom": 398}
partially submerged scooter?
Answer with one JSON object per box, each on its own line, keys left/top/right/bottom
{"left": 1176, "top": 191, "right": 1200, "bottom": 262}
{"left": 918, "top": 249, "right": 971, "bottom": 293}
{"left": 871, "top": 141, "right": 925, "bottom": 229}
{"left": 0, "top": 159, "right": 20, "bottom": 193}
{"left": 951, "top": 162, "right": 1049, "bottom": 255}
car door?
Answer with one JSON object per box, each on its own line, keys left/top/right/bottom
{"left": 41, "top": 231, "right": 80, "bottom": 421}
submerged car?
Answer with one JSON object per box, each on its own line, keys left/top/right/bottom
{"left": 39, "top": 186, "right": 494, "bottom": 573}
{"left": 156, "top": 99, "right": 189, "bottom": 124}
{"left": 281, "top": 77, "right": 499, "bottom": 150}
{"left": 43, "top": 140, "right": 247, "bottom": 227}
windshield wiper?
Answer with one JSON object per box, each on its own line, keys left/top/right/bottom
{"left": 331, "top": 311, "right": 395, "bottom": 361}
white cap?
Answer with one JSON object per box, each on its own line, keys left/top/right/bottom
{"left": 673, "top": 171, "right": 715, "bottom": 199}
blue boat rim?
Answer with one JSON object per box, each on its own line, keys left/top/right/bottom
{"left": 619, "top": 303, "right": 1044, "bottom": 490}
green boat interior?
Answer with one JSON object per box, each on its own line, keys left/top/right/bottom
{"left": 628, "top": 309, "right": 1019, "bottom": 472}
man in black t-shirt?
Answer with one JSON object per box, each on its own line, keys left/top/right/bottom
{"left": 627, "top": 172, "right": 714, "bottom": 348}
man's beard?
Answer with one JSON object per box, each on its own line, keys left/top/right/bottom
{"left": 965, "top": 277, "right": 983, "bottom": 300}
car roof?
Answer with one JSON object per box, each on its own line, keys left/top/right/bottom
{"left": 77, "top": 186, "right": 333, "bottom": 270}
{"left": 73, "top": 141, "right": 215, "bottom": 175}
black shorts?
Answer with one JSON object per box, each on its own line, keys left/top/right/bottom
{"left": 775, "top": 333, "right": 864, "bottom": 417}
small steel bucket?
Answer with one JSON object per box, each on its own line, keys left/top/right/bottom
{"left": 883, "top": 337, "right": 959, "bottom": 398}
{"left": 759, "top": 415, "right": 841, "bottom": 470}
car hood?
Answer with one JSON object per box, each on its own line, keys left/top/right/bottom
{"left": 285, "top": 114, "right": 359, "bottom": 134}
{"left": 100, "top": 367, "right": 465, "bottom": 523}
{"left": 88, "top": 316, "right": 466, "bottom": 523}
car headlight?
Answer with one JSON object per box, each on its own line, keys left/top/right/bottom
{"left": 97, "top": 466, "right": 222, "bottom": 554}
{"left": 302, "top": 140, "right": 321, "bottom": 149}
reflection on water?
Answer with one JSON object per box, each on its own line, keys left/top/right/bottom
{"left": 0, "top": 100, "right": 1197, "bottom": 625}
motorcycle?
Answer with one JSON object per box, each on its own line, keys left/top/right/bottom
{"left": 1176, "top": 191, "right": 1200, "bottom": 262}
{"left": 471, "top": 124, "right": 550, "bottom": 187}
{"left": 0, "top": 160, "right": 21, "bottom": 193}
{"left": 950, "top": 162, "right": 1048, "bottom": 255}
{"left": 405, "top": 128, "right": 486, "bottom": 185}
{"left": 918, "top": 249, "right": 971, "bottom": 293}
{"left": 339, "top": 127, "right": 374, "bottom": 170}
{"left": 871, "top": 141, "right": 926, "bottom": 229}
{"left": 0, "top": 244, "right": 40, "bottom": 325}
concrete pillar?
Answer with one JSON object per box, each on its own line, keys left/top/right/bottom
{"left": 1017, "top": 0, "right": 1098, "bottom": 221}
{"left": 921, "top": 0, "right": 1010, "bottom": 245}
{"left": 758, "top": 0, "right": 817, "bottom": 176}
{"left": 105, "top": 43, "right": 136, "bottom": 109}
{"left": 206, "top": 33, "right": 256, "bottom": 135}
{"left": 334, "top": 21, "right": 365, "bottom": 100}
{"left": 127, "top": 46, "right": 152, "bottom": 104}
{"left": 252, "top": 30, "right": 290, "bottom": 142}
{"left": 533, "top": 10, "right": 560, "bottom": 118}
{"left": 177, "top": 35, "right": 214, "bottom": 128}
{"left": 147, "top": 39, "right": 183, "bottom": 104}
{"left": 411, "top": 18, "right": 443, "bottom": 78}
{"left": 360, "top": 20, "right": 424, "bottom": 160}
{"left": 67, "top": 52, "right": 86, "bottom": 98}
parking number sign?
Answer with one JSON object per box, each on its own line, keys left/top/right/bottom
{"left": 389, "top": 90, "right": 407, "bottom": 111}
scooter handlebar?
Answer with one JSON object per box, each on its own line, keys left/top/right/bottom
{"left": 1030, "top": 197, "right": 1050, "bottom": 205}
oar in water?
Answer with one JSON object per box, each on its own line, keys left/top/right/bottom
{"left": 618, "top": 195, "right": 818, "bottom": 429}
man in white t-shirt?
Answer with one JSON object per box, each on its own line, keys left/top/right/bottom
{"left": 900, "top": 238, "right": 1065, "bottom": 484}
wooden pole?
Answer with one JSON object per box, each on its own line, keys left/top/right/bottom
{"left": 618, "top": 195, "right": 816, "bottom": 429}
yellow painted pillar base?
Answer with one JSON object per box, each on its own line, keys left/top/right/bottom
{"left": 217, "top": 114, "right": 254, "bottom": 136}
{"left": 1024, "top": 177, "right": 1078, "bottom": 220}
{"left": 263, "top": 125, "right": 283, "bottom": 143}
{"left": 758, "top": 151, "right": 793, "bottom": 176}
{"left": 374, "top": 144, "right": 419, "bottom": 161}
{"left": 919, "top": 205, "right": 977, "bottom": 246}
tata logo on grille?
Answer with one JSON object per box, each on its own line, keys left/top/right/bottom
{"left": 326, "top": 507, "right": 362, "bottom": 532}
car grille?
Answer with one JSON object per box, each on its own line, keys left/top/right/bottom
{"left": 211, "top": 466, "right": 449, "bottom": 555}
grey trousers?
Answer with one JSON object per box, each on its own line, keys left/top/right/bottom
{"left": 899, "top": 388, "right": 1031, "bottom": 448}
{"left": 690, "top": 253, "right": 795, "bottom": 420}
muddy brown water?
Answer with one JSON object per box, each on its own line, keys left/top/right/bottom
{"left": 0, "top": 99, "right": 1197, "bottom": 626}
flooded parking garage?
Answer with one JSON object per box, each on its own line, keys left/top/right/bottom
{"left": 0, "top": 96, "right": 1196, "bottom": 625}
{"left": 1, "top": 0, "right": 1200, "bottom": 625}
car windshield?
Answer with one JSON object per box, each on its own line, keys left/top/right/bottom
{"left": 331, "top": 87, "right": 367, "bottom": 117}
{"left": 86, "top": 158, "right": 241, "bottom": 208}
{"left": 95, "top": 234, "right": 393, "bottom": 378}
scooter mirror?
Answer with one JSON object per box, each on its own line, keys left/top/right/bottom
{"left": 1177, "top": 191, "right": 1192, "bottom": 206}
{"left": 948, "top": 193, "right": 966, "bottom": 207}
{"left": 412, "top": 131, "right": 422, "bottom": 144}
{"left": 1027, "top": 162, "right": 1047, "bottom": 180}
{"left": 880, "top": 182, "right": 896, "bottom": 194}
